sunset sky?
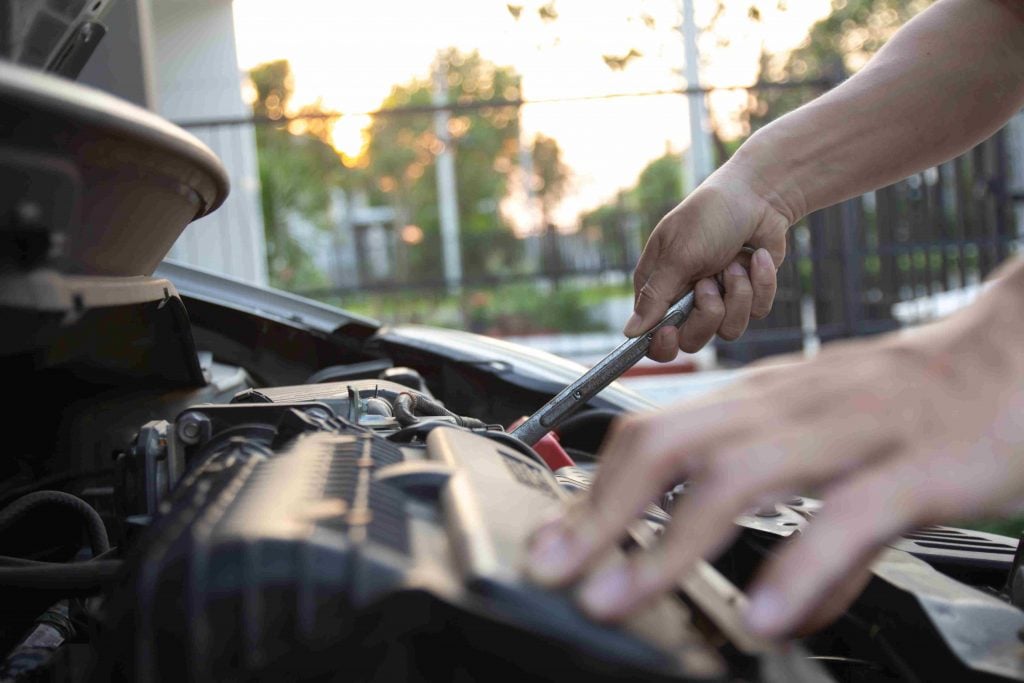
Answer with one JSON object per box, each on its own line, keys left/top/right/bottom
{"left": 232, "top": 0, "right": 833, "bottom": 225}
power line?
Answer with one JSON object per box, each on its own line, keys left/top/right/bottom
{"left": 173, "top": 78, "right": 834, "bottom": 129}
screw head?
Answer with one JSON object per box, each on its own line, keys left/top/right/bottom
{"left": 177, "top": 412, "right": 207, "bottom": 445}
{"left": 572, "top": 390, "right": 582, "bottom": 400}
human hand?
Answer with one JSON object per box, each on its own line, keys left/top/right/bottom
{"left": 529, "top": 262, "right": 1024, "bottom": 636}
{"left": 626, "top": 168, "right": 791, "bottom": 360}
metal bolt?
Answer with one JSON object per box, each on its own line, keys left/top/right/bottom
{"left": 572, "top": 390, "right": 582, "bottom": 400}
{"left": 177, "top": 412, "right": 206, "bottom": 445}
{"left": 15, "top": 200, "right": 41, "bottom": 224}
{"left": 787, "top": 496, "right": 804, "bottom": 506}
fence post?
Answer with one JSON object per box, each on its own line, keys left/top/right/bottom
{"left": 839, "top": 197, "right": 864, "bottom": 337}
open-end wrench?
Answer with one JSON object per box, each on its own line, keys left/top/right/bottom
{"left": 511, "top": 247, "right": 756, "bottom": 447}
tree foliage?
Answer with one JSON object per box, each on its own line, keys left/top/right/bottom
{"left": 250, "top": 59, "right": 344, "bottom": 290}
{"left": 360, "top": 49, "right": 537, "bottom": 281}
{"left": 531, "top": 132, "right": 570, "bottom": 222}
{"left": 747, "top": 0, "right": 933, "bottom": 132}
{"left": 581, "top": 151, "right": 683, "bottom": 266}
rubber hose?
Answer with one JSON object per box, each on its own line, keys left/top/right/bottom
{"left": 0, "top": 491, "right": 110, "bottom": 556}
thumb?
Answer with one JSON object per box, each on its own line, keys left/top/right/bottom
{"left": 623, "top": 268, "right": 687, "bottom": 337}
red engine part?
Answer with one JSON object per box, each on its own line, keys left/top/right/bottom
{"left": 507, "top": 416, "right": 575, "bottom": 471}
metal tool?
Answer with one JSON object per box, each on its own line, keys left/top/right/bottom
{"left": 511, "top": 246, "right": 756, "bottom": 446}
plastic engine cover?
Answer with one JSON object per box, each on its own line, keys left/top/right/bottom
{"left": 99, "top": 420, "right": 725, "bottom": 682}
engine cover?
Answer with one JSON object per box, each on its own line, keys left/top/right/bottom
{"left": 99, "top": 411, "right": 729, "bottom": 682}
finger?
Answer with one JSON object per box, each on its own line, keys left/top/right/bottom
{"left": 745, "top": 455, "right": 932, "bottom": 637}
{"left": 794, "top": 563, "right": 874, "bottom": 636}
{"left": 631, "top": 237, "right": 659, "bottom": 306}
{"left": 749, "top": 248, "right": 778, "bottom": 320}
{"left": 648, "top": 325, "right": 681, "bottom": 363}
{"left": 626, "top": 266, "right": 689, "bottom": 337}
{"left": 527, "top": 414, "right": 691, "bottom": 587}
{"left": 677, "top": 279, "right": 726, "bottom": 353}
{"left": 578, "top": 482, "right": 743, "bottom": 621}
{"left": 575, "top": 412, "right": 895, "bottom": 621}
{"left": 718, "top": 261, "right": 754, "bottom": 341}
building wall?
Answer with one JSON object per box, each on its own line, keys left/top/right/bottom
{"left": 152, "top": 0, "right": 268, "bottom": 285}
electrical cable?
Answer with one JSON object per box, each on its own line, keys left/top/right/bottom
{"left": 0, "top": 491, "right": 110, "bottom": 556}
{"left": 386, "top": 421, "right": 547, "bottom": 467}
{"left": 555, "top": 409, "right": 619, "bottom": 455}
{"left": 387, "top": 421, "right": 449, "bottom": 443}
{"left": 0, "top": 468, "right": 113, "bottom": 508}
{"left": 0, "top": 561, "right": 121, "bottom": 594}
{"left": 392, "top": 393, "right": 487, "bottom": 430}
{"left": 174, "top": 78, "right": 835, "bottom": 129}
{"left": 475, "top": 430, "right": 547, "bottom": 468}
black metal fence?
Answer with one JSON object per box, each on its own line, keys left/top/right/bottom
{"left": 719, "top": 127, "right": 1021, "bottom": 363}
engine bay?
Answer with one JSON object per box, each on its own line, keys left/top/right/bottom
{"left": 4, "top": 335, "right": 1024, "bottom": 682}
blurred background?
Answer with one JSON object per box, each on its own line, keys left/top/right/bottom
{"left": 80, "top": 0, "right": 1024, "bottom": 381}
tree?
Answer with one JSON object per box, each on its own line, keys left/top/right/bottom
{"left": 747, "top": 0, "right": 933, "bottom": 132}
{"left": 250, "top": 60, "right": 346, "bottom": 290}
{"left": 530, "top": 133, "right": 571, "bottom": 225}
{"left": 360, "top": 49, "right": 530, "bottom": 282}
{"left": 581, "top": 151, "right": 684, "bottom": 267}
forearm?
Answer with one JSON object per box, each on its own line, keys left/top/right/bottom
{"left": 728, "top": 0, "right": 1024, "bottom": 224}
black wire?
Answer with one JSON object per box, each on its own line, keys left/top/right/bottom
{"left": 0, "top": 468, "right": 114, "bottom": 508}
{"left": 387, "top": 421, "right": 449, "bottom": 443}
{"left": 0, "top": 491, "right": 111, "bottom": 556}
{"left": 476, "top": 430, "right": 547, "bottom": 468}
{"left": 174, "top": 78, "right": 836, "bottom": 129}
{"left": 386, "top": 422, "right": 547, "bottom": 468}
{"left": 555, "top": 409, "right": 620, "bottom": 455}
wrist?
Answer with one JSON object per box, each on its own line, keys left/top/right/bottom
{"left": 905, "top": 258, "right": 1024, "bottom": 374}
{"left": 724, "top": 131, "right": 809, "bottom": 228}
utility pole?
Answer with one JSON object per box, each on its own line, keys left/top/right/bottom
{"left": 432, "top": 54, "right": 463, "bottom": 294}
{"left": 680, "top": 0, "right": 714, "bottom": 196}
{"left": 517, "top": 107, "right": 542, "bottom": 274}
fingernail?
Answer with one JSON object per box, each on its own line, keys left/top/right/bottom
{"left": 623, "top": 312, "right": 643, "bottom": 337}
{"left": 528, "top": 523, "right": 576, "bottom": 584}
{"left": 755, "top": 248, "right": 773, "bottom": 269}
{"left": 580, "top": 564, "right": 632, "bottom": 619}
{"left": 726, "top": 261, "right": 746, "bottom": 277}
{"left": 745, "top": 588, "right": 786, "bottom": 635}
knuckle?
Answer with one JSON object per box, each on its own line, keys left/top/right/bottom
{"left": 730, "top": 273, "right": 754, "bottom": 297}
{"left": 717, "top": 321, "right": 747, "bottom": 341}
{"left": 678, "top": 339, "right": 700, "bottom": 354}
{"left": 678, "top": 328, "right": 711, "bottom": 353}
{"left": 637, "top": 281, "right": 670, "bottom": 305}
{"left": 703, "top": 296, "right": 726, "bottom": 319}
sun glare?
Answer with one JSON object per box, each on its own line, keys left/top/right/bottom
{"left": 234, "top": 0, "right": 833, "bottom": 217}
{"left": 331, "top": 114, "right": 372, "bottom": 165}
